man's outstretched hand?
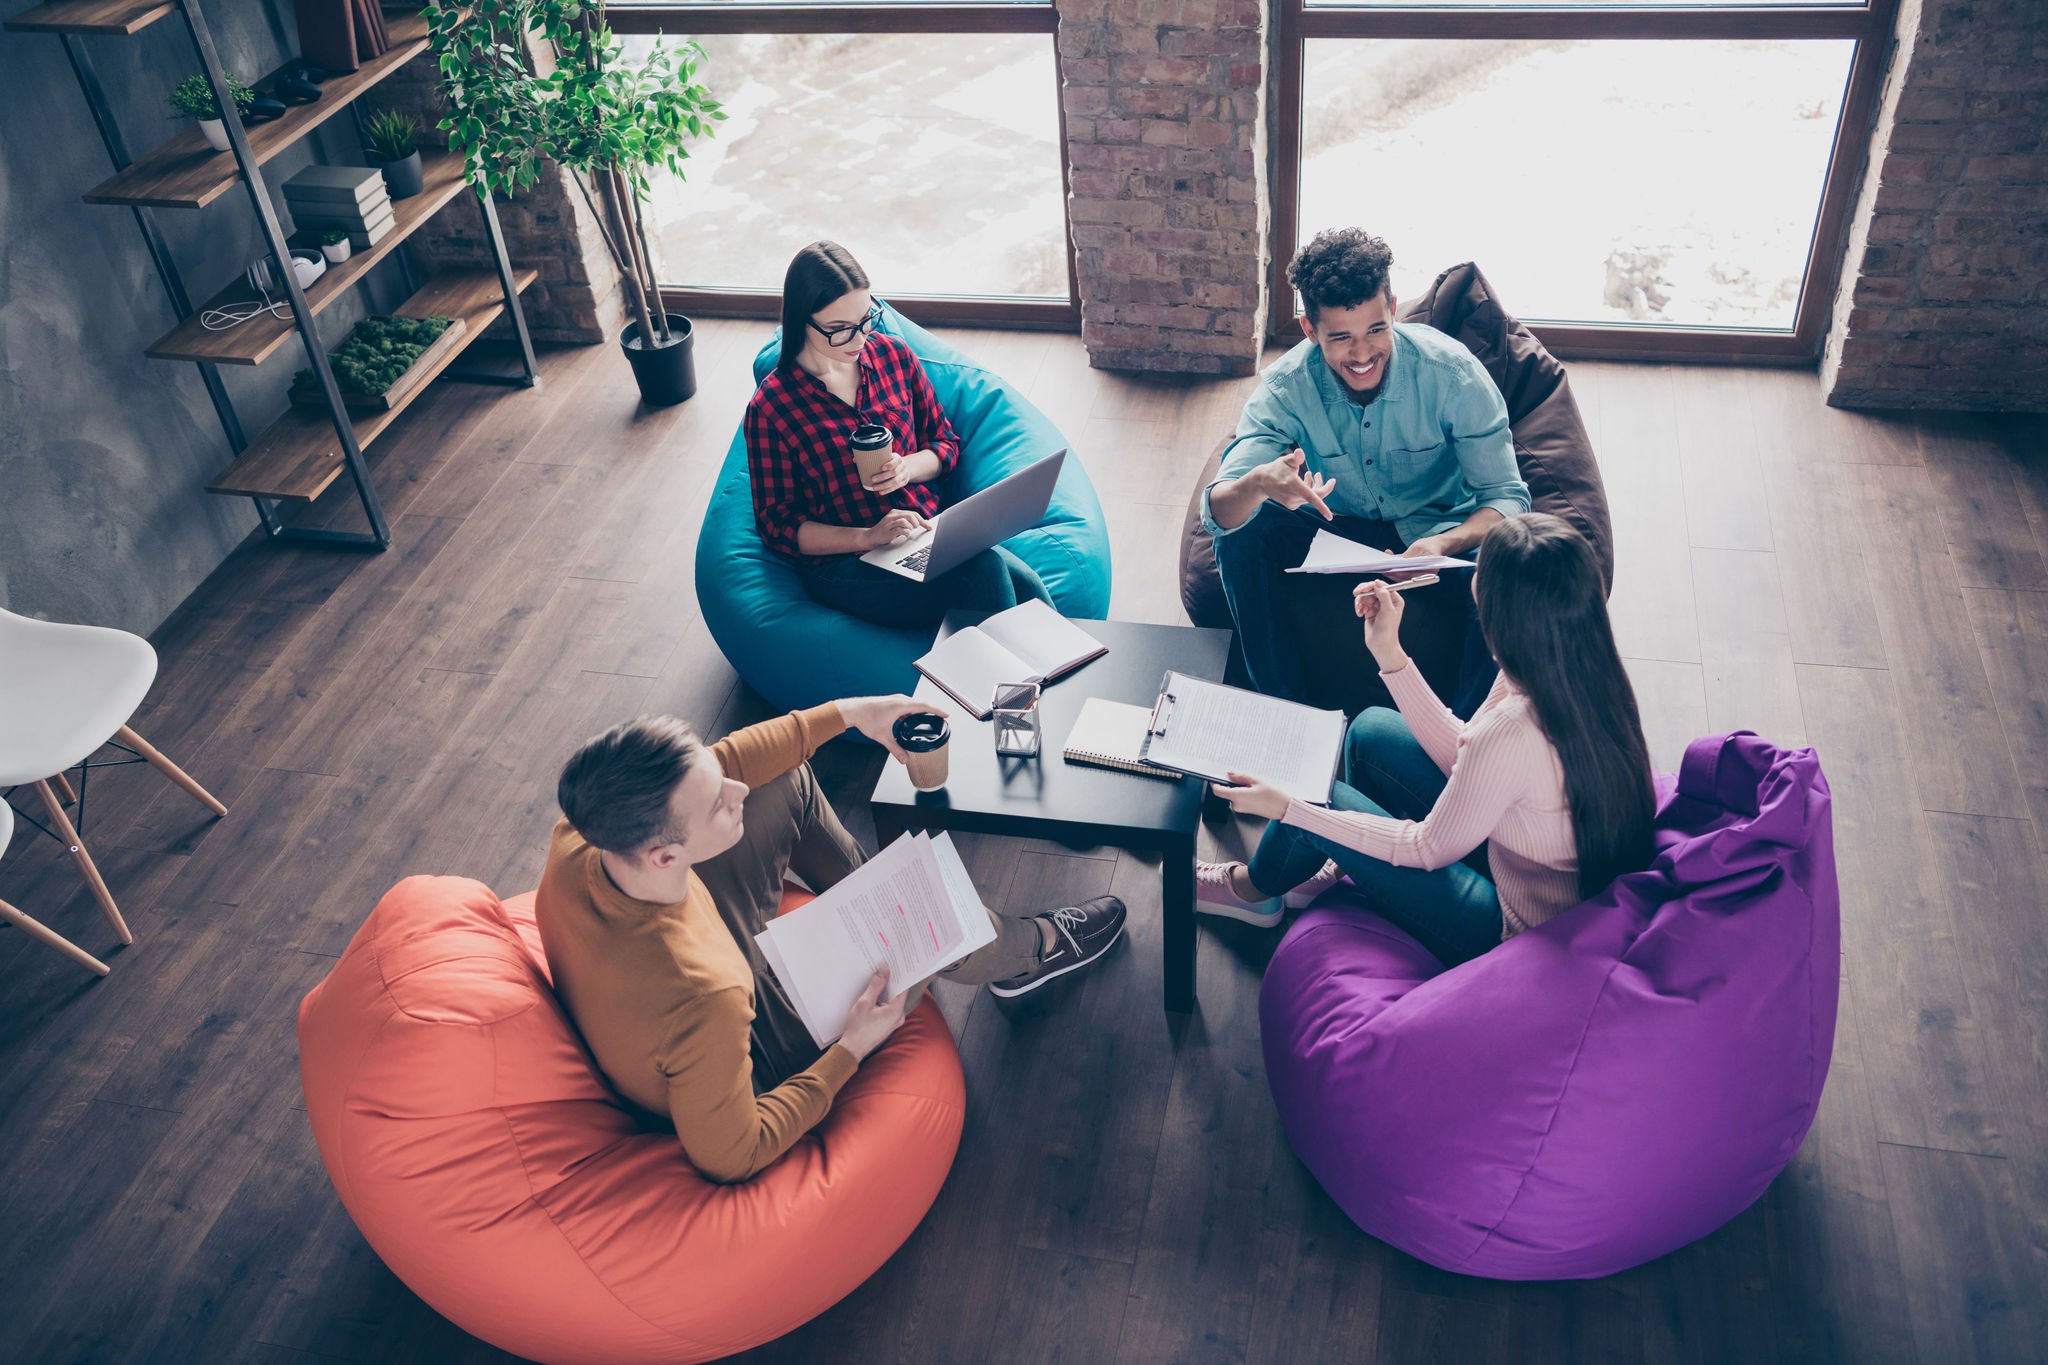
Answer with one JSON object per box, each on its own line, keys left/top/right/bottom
{"left": 1251, "top": 449, "right": 1337, "bottom": 520}
{"left": 841, "top": 694, "right": 946, "bottom": 762}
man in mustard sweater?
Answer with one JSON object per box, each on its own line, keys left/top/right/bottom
{"left": 535, "top": 694, "right": 1125, "bottom": 1183}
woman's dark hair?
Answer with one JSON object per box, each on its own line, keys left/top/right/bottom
{"left": 1474, "top": 514, "right": 1656, "bottom": 899}
{"left": 778, "top": 241, "right": 869, "bottom": 374}
{"left": 1288, "top": 228, "right": 1394, "bottom": 322}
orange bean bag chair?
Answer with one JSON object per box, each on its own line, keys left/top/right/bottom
{"left": 297, "top": 875, "right": 966, "bottom": 1365}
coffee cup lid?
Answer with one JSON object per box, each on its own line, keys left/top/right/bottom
{"left": 851, "top": 422, "right": 892, "bottom": 447}
{"left": 892, "top": 712, "right": 949, "bottom": 750}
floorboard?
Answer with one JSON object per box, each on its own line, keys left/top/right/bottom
{"left": 4, "top": 327, "right": 2046, "bottom": 1363}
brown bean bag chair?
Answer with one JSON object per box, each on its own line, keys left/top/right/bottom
{"left": 1179, "top": 263, "right": 1614, "bottom": 646}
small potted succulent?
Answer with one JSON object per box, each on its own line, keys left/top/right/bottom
{"left": 318, "top": 228, "right": 352, "bottom": 265}
{"left": 364, "top": 109, "right": 423, "bottom": 199}
{"left": 168, "top": 72, "right": 255, "bottom": 152}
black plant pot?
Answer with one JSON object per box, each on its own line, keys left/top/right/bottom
{"left": 373, "top": 149, "right": 423, "bottom": 199}
{"left": 622, "top": 314, "right": 697, "bottom": 407}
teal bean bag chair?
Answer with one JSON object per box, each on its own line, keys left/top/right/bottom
{"left": 696, "top": 303, "right": 1112, "bottom": 714}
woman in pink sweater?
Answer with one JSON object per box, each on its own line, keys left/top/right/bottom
{"left": 1195, "top": 514, "right": 1656, "bottom": 966}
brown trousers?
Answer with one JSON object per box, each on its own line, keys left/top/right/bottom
{"left": 693, "top": 763, "right": 1042, "bottom": 1091}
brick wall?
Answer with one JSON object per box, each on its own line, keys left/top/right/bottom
{"left": 1057, "top": 0, "right": 1271, "bottom": 375}
{"left": 1822, "top": 0, "right": 2048, "bottom": 411}
{"left": 372, "top": 56, "right": 624, "bottom": 345}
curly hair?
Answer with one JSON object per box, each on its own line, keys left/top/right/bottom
{"left": 1287, "top": 228, "right": 1395, "bottom": 322}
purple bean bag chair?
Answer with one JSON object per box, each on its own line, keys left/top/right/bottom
{"left": 1260, "top": 731, "right": 1838, "bottom": 1280}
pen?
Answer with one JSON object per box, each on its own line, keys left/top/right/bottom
{"left": 1357, "top": 573, "right": 1439, "bottom": 593}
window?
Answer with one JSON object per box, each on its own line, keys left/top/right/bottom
{"left": 615, "top": 6, "right": 1073, "bottom": 325}
{"left": 1276, "top": 1, "right": 1901, "bottom": 358}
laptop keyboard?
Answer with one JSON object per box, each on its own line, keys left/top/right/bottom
{"left": 899, "top": 544, "right": 933, "bottom": 574}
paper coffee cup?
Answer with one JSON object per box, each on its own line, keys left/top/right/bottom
{"left": 893, "top": 712, "right": 950, "bottom": 791}
{"left": 851, "top": 422, "right": 895, "bottom": 487}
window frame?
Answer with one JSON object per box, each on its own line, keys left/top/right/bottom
{"left": 611, "top": 4, "right": 1081, "bottom": 329}
{"left": 1270, "top": 1, "right": 1903, "bottom": 361}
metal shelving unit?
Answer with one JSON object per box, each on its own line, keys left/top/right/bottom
{"left": 6, "top": 0, "right": 540, "bottom": 550}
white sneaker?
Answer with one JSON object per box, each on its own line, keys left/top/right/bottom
{"left": 1195, "top": 861, "right": 1283, "bottom": 928}
{"left": 1283, "top": 859, "right": 1348, "bottom": 910}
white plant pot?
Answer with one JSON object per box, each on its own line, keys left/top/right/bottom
{"left": 321, "top": 240, "right": 352, "bottom": 265}
{"left": 198, "top": 117, "right": 231, "bottom": 151}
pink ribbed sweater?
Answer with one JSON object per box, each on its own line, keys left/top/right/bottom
{"left": 1283, "top": 662, "right": 1580, "bottom": 937}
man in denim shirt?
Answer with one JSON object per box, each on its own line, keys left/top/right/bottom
{"left": 1203, "top": 229, "right": 1530, "bottom": 709}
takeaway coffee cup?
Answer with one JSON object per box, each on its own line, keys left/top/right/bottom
{"left": 893, "top": 712, "right": 950, "bottom": 791}
{"left": 851, "top": 422, "right": 896, "bottom": 487}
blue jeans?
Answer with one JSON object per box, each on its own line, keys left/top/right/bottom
{"left": 1210, "top": 501, "right": 1496, "bottom": 718}
{"left": 1246, "top": 707, "right": 1503, "bottom": 967}
{"left": 798, "top": 544, "right": 1050, "bottom": 630}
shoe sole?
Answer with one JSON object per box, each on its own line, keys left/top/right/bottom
{"left": 1195, "top": 899, "right": 1284, "bottom": 928}
{"left": 987, "top": 919, "right": 1127, "bottom": 998}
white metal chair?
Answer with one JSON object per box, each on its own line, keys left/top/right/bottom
{"left": 0, "top": 801, "right": 109, "bottom": 975}
{"left": 0, "top": 607, "right": 227, "bottom": 948}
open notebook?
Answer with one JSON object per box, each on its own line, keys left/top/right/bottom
{"left": 755, "top": 831, "right": 994, "bottom": 1049}
{"left": 914, "top": 600, "right": 1107, "bottom": 718}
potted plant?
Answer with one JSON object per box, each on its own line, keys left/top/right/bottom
{"left": 423, "top": 0, "right": 723, "bottom": 406}
{"left": 167, "top": 72, "right": 255, "bottom": 152}
{"left": 319, "top": 228, "right": 353, "bottom": 264}
{"left": 364, "top": 109, "right": 424, "bottom": 199}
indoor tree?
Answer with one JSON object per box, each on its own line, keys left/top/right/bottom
{"left": 421, "top": 0, "right": 723, "bottom": 354}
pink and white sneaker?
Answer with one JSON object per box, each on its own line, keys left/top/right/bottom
{"left": 1195, "top": 861, "right": 1283, "bottom": 928}
{"left": 1283, "top": 859, "right": 1348, "bottom": 910}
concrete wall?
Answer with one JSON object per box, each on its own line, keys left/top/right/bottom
{"left": 0, "top": 2, "right": 408, "bottom": 635}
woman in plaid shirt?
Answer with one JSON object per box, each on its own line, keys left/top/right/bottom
{"left": 744, "top": 242, "right": 1052, "bottom": 628}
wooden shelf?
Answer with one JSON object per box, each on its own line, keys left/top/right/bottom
{"left": 145, "top": 152, "right": 470, "bottom": 366}
{"left": 4, "top": 0, "right": 174, "bottom": 33}
{"left": 83, "top": 11, "right": 430, "bottom": 211}
{"left": 206, "top": 267, "right": 537, "bottom": 503}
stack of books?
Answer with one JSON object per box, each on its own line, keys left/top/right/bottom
{"left": 283, "top": 165, "right": 394, "bottom": 251}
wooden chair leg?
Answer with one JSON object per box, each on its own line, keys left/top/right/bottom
{"left": 0, "top": 896, "right": 110, "bottom": 976}
{"left": 33, "top": 781, "right": 132, "bottom": 945}
{"left": 116, "top": 724, "right": 227, "bottom": 817}
{"left": 51, "top": 771, "right": 78, "bottom": 805}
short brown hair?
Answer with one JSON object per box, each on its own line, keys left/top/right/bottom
{"left": 556, "top": 716, "right": 703, "bottom": 854}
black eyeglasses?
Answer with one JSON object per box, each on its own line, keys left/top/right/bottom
{"left": 808, "top": 304, "right": 883, "bottom": 348}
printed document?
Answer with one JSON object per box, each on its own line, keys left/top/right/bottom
{"left": 1287, "top": 528, "right": 1474, "bottom": 576}
{"left": 1140, "top": 671, "right": 1344, "bottom": 805}
{"left": 756, "top": 831, "right": 996, "bottom": 1048}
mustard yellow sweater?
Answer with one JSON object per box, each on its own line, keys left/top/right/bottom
{"left": 535, "top": 704, "right": 855, "bottom": 1182}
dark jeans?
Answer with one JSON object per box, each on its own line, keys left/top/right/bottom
{"left": 797, "top": 544, "right": 1051, "bottom": 631}
{"left": 1245, "top": 707, "right": 1503, "bottom": 968}
{"left": 1211, "top": 501, "right": 1497, "bottom": 718}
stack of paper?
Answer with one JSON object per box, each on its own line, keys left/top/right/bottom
{"left": 756, "top": 832, "right": 994, "bottom": 1048}
{"left": 1286, "top": 528, "right": 1474, "bottom": 576}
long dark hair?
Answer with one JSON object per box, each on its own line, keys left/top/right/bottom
{"left": 778, "top": 241, "right": 869, "bottom": 375}
{"left": 1475, "top": 514, "right": 1656, "bottom": 899}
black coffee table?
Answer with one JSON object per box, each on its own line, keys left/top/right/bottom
{"left": 869, "top": 613, "right": 1233, "bottom": 1012}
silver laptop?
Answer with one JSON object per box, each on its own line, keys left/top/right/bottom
{"left": 860, "top": 449, "right": 1067, "bottom": 582}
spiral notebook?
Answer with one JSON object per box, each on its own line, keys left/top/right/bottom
{"left": 1061, "top": 698, "right": 1179, "bottom": 780}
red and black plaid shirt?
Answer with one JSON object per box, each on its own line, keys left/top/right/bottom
{"left": 744, "top": 332, "right": 962, "bottom": 559}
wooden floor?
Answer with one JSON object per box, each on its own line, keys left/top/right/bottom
{"left": 3, "top": 321, "right": 2046, "bottom": 1364}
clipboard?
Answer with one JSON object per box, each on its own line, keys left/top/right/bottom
{"left": 1137, "top": 670, "right": 1345, "bottom": 805}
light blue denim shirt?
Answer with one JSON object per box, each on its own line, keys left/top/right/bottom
{"left": 1201, "top": 323, "right": 1529, "bottom": 543}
